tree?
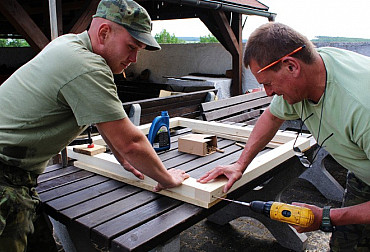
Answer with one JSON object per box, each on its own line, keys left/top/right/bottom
{"left": 0, "top": 39, "right": 29, "bottom": 47}
{"left": 154, "top": 29, "right": 185, "bottom": 44}
{"left": 199, "top": 34, "right": 218, "bottom": 43}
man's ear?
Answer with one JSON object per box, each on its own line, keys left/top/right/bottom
{"left": 97, "top": 23, "right": 111, "bottom": 45}
{"left": 282, "top": 57, "right": 300, "bottom": 77}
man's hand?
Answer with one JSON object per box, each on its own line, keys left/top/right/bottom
{"left": 154, "top": 168, "right": 190, "bottom": 192}
{"left": 121, "top": 159, "right": 144, "bottom": 180}
{"left": 197, "top": 163, "right": 244, "bottom": 193}
{"left": 291, "top": 202, "right": 323, "bottom": 233}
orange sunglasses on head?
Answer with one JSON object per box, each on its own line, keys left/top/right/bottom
{"left": 257, "top": 45, "right": 306, "bottom": 74}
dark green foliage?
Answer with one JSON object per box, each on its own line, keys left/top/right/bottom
{"left": 0, "top": 39, "right": 30, "bottom": 47}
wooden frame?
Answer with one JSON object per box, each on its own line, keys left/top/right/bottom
{"left": 67, "top": 117, "right": 310, "bottom": 208}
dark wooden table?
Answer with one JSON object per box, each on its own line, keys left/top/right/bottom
{"left": 37, "top": 127, "right": 308, "bottom": 252}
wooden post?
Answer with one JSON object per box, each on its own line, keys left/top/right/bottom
{"left": 231, "top": 13, "right": 243, "bottom": 96}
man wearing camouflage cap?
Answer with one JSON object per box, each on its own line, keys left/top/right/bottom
{"left": 0, "top": 0, "right": 188, "bottom": 251}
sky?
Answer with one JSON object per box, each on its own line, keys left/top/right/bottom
{"left": 151, "top": 0, "right": 370, "bottom": 40}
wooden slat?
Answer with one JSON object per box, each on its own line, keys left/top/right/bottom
{"left": 110, "top": 204, "right": 203, "bottom": 252}
{"left": 73, "top": 191, "right": 161, "bottom": 239}
{"left": 202, "top": 90, "right": 267, "bottom": 112}
{"left": 61, "top": 184, "right": 140, "bottom": 221}
{"left": 46, "top": 179, "right": 127, "bottom": 211}
{"left": 176, "top": 118, "right": 296, "bottom": 144}
{"left": 163, "top": 139, "right": 237, "bottom": 170}
{"left": 203, "top": 96, "right": 272, "bottom": 121}
{"left": 36, "top": 170, "right": 93, "bottom": 193}
{"left": 91, "top": 197, "right": 181, "bottom": 249}
{"left": 38, "top": 165, "right": 81, "bottom": 183}
{"left": 218, "top": 110, "right": 261, "bottom": 123}
{"left": 39, "top": 175, "right": 109, "bottom": 202}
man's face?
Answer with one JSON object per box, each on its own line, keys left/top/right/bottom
{"left": 249, "top": 59, "right": 303, "bottom": 105}
{"left": 102, "top": 26, "right": 146, "bottom": 74}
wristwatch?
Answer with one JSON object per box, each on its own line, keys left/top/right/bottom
{"left": 319, "top": 206, "right": 335, "bottom": 232}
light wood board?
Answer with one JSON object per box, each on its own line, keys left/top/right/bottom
{"left": 68, "top": 117, "right": 310, "bottom": 208}
{"left": 73, "top": 144, "right": 106, "bottom": 156}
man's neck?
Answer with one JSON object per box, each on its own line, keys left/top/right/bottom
{"left": 303, "top": 54, "right": 327, "bottom": 103}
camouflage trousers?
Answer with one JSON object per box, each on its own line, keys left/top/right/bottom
{"left": 330, "top": 172, "right": 370, "bottom": 252}
{"left": 0, "top": 162, "right": 58, "bottom": 252}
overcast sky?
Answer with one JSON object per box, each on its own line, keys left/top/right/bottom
{"left": 152, "top": 0, "right": 370, "bottom": 40}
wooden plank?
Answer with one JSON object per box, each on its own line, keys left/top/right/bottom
{"left": 218, "top": 109, "right": 261, "bottom": 123}
{"left": 38, "top": 165, "right": 82, "bottom": 183}
{"left": 61, "top": 184, "right": 140, "bottom": 221}
{"left": 36, "top": 170, "right": 93, "bottom": 193}
{"left": 203, "top": 96, "right": 272, "bottom": 121}
{"left": 91, "top": 197, "right": 181, "bottom": 249}
{"left": 110, "top": 204, "right": 203, "bottom": 252}
{"left": 73, "top": 161, "right": 216, "bottom": 208}
{"left": 163, "top": 139, "right": 237, "bottom": 170}
{"left": 39, "top": 175, "right": 109, "bottom": 202}
{"left": 68, "top": 118, "right": 310, "bottom": 208}
{"left": 73, "top": 144, "right": 106, "bottom": 156}
{"left": 74, "top": 191, "right": 161, "bottom": 238}
{"left": 201, "top": 91, "right": 267, "bottom": 112}
{"left": 46, "top": 178, "right": 128, "bottom": 211}
{"left": 176, "top": 118, "right": 297, "bottom": 144}
{"left": 185, "top": 130, "right": 282, "bottom": 149}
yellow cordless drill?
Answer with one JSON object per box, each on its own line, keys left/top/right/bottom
{"left": 215, "top": 197, "right": 314, "bottom": 227}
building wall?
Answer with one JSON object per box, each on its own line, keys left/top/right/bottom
{"left": 127, "top": 42, "right": 370, "bottom": 95}
{"left": 127, "top": 43, "right": 260, "bottom": 94}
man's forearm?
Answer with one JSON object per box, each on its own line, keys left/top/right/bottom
{"left": 331, "top": 201, "right": 370, "bottom": 225}
{"left": 237, "top": 108, "right": 285, "bottom": 171}
{"left": 96, "top": 119, "right": 175, "bottom": 187}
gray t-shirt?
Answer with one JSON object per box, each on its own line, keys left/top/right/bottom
{"left": 0, "top": 31, "right": 126, "bottom": 173}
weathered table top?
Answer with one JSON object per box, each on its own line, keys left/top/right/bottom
{"left": 36, "top": 126, "right": 300, "bottom": 251}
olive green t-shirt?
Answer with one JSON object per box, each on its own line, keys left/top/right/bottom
{"left": 0, "top": 31, "right": 126, "bottom": 174}
{"left": 270, "top": 47, "right": 370, "bottom": 185}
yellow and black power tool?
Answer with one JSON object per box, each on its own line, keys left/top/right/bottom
{"left": 215, "top": 197, "right": 314, "bottom": 227}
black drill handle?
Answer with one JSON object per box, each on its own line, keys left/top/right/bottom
{"left": 249, "top": 201, "right": 273, "bottom": 218}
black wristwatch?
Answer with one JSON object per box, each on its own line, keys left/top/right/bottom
{"left": 319, "top": 206, "right": 335, "bottom": 232}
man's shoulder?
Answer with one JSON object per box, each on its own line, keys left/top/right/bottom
{"left": 43, "top": 32, "right": 109, "bottom": 75}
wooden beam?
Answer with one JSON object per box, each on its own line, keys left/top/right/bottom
{"left": 69, "top": 0, "right": 100, "bottom": 34}
{"left": 231, "top": 12, "right": 243, "bottom": 95}
{"left": 175, "top": 118, "right": 298, "bottom": 145}
{"left": 68, "top": 118, "right": 311, "bottom": 208}
{"left": 0, "top": 0, "right": 50, "bottom": 51}
{"left": 198, "top": 12, "right": 229, "bottom": 52}
{"left": 211, "top": 10, "right": 239, "bottom": 57}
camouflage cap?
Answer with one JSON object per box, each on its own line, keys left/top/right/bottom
{"left": 93, "top": 0, "right": 160, "bottom": 51}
